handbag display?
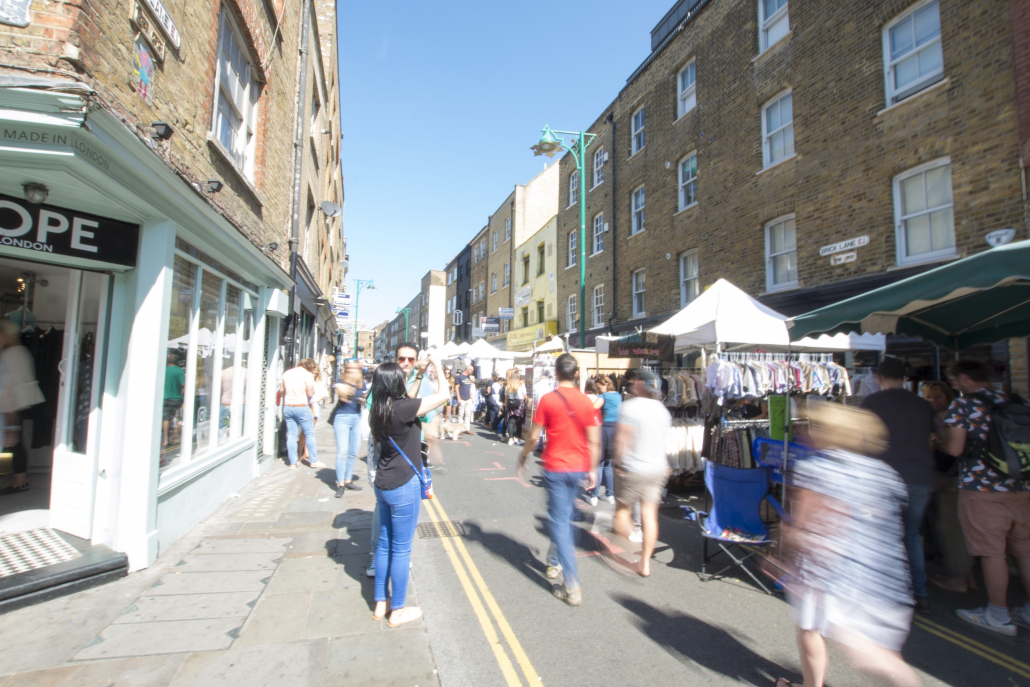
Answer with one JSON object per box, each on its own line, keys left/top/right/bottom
{"left": 389, "top": 436, "right": 433, "bottom": 499}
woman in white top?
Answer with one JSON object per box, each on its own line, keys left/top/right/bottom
{"left": 300, "top": 367, "right": 330, "bottom": 463}
{"left": 503, "top": 369, "right": 527, "bottom": 445}
{"left": 280, "top": 359, "right": 323, "bottom": 468}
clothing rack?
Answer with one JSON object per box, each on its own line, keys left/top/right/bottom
{"left": 722, "top": 351, "right": 834, "bottom": 364}
{"left": 720, "top": 417, "right": 807, "bottom": 428}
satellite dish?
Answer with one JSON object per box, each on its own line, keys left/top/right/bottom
{"left": 320, "top": 201, "right": 343, "bottom": 218}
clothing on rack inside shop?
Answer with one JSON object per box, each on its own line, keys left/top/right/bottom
{"left": 666, "top": 418, "right": 706, "bottom": 475}
{"left": 661, "top": 369, "right": 704, "bottom": 409}
{"left": 704, "top": 353, "right": 851, "bottom": 399}
{"left": 21, "top": 325, "right": 63, "bottom": 448}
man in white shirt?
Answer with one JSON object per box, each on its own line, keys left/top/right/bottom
{"left": 611, "top": 369, "right": 672, "bottom": 577}
{"left": 279, "top": 359, "right": 321, "bottom": 468}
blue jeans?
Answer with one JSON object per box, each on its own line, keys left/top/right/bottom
{"left": 903, "top": 483, "right": 933, "bottom": 599}
{"left": 590, "top": 423, "right": 617, "bottom": 498}
{"left": 374, "top": 474, "right": 420, "bottom": 608}
{"left": 544, "top": 470, "right": 586, "bottom": 590}
{"left": 283, "top": 405, "right": 317, "bottom": 466}
{"left": 333, "top": 412, "right": 361, "bottom": 484}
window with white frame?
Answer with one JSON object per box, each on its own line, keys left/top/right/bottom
{"left": 491, "top": 273, "right": 497, "bottom": 293}
{"left": 213, "top": 7, "right": 260, "bottom": 176}
{"left": 447, "top": 298, "right": 452, "bottom": 314}
{"left": 568, "top": 231, "right": 577, "bottom": 267}
{"left": 447, "top": 271, "right": 452, "bottom": 286}
{"left": 759, "top": 0, "right": 789, "bottom": 53}
{"left": 592, "top": 213, "right": 604, "bottom": 254}
{"left": 894, "top": 158, "right": 954, "bottom": 265}
{"left": 592, "top": 285, "right": 604, "bottom": 328}
{"left": 473, "top": 245, "right": 479, "bottom": 264}
{"left": 678, "top": 60, "right": 697, "bottom": 118}
{"left": 504, "top": 262, "right": 510, "bottom": 286}
{"left": 632, "top": 269, "right": 646, "bottom": 317}
{"left": 567, "top": 294, "right": 578, "bottom": 332}
{"left": 680, "top": 250, "right": 699, "bottom": 306}
{"left": 480, "top": 239, "right": 486, "bottom": 256}
{"left": 679, "top": 153, "right": 698, "bottom": 210}
{"left": 884, "top": 0, "right": 943, "bottom": 106}
{"left": 631, "top": 107, "right": 645, "bottom": 154}
{"left": 631, "top": 186, "right": 646, "bottom": 235}
{"left": 569, "top": 171, "right": 579, "bottom": 207}
{"left": 593, "top": 148, "right": 605, "bottom": 187}
{"left": 765, "top": 215, "right": 797, "bottom": 291}
{"left": 492, "top": 231, "right": 498, "bottom": 252}
{"left": 505, "top": 217, "right": 511, "bottom": 241}
{"left": 762, "top": 91, "right": 794, "bottom": 167}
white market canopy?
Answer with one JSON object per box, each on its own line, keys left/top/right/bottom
{"left": 437, "top": 341, "right": 460, "bottom": 357}
{"left": 467, "top": 338, "right": 516, "bottom": 360}
{"left": 535, "top": 336, "right": 566, "bottom": 353}
{"left": 792, "top": 332, "right": 886, "bottom": 351}
{"left": 648, "top": 279, "right": 791, "bottom": 348}
{"left": 454, "top": 342, "right": 471, "bottom": 355}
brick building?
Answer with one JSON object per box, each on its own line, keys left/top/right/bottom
{"left": 469, "top": 225, "right": 488, "bottom": 337}
{"left": 556, "top": 0, "right": 1028, "bottom": 385}
{"left": 0, "top": 0, "right": 343, "bottom": 579}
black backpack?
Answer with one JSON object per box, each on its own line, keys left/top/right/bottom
{"left": 968, "top": 392, "right": 1030, "bottom": 479}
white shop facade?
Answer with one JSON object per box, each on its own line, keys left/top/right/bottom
{"left": 0, "top": 84, "right": 290, "bottom": 571}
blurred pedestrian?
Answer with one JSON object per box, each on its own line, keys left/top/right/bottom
{"left": 518, "top": 354, "right": 601, "bottom": 606}
{"left": 0, "top": 320, "right": 42, "bottom": 495}
{"left": 454, "top": 364, "right": 475, "bottom": 434}
{"left": 368, "top": 355, "right": 450, "bottom": 627}
{"left": 608, "top": 370, "right": 671, "bottom": 577}
{"left": 588, "top": 375, "right": 621, "bottom": 506}
{"left": 299, "top": 366, "right": 329, "bottom": 467}
{"left": 504, "top": 369, "right": 527, "bottom": 445}
{"left": 860, "top": 357, "right": 936, "bottom": 615}
{"left": 279, "top": 358, "right": 319, "bottom": 469}
{"left": 776, "top": 403, "right": 920, "bottom": 687}
{"left": 942, "top": 360, "right": 1030, "bottom": 636}
{"left": 331, "top": 361, "right": 366, "bottom": 498}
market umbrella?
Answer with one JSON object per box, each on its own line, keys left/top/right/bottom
{"left": 785, "top": 240, "right": 1030, "bottom": 350}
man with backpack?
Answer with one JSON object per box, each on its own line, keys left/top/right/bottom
{"left": 943, "top": 359, "right": 1030, "bottom": 636}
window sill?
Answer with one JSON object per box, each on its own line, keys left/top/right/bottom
{"left": 889, "top": 253, "right": 960, "bottom": 271}
{"left": 673, "top": 108, "right": 696, "bottom": 126}
{"left": 754, "top": 31, "right": 792, "bottom": 63}
{"left": 756, "top": 154, "right": 797, "bottom": 176}
{"left": 206, "top": 134, "right": 265, "bottom": 207}
{"left": 589, "top": 324, "right": 606, "bottom": 331}
{"left": 589, "top": 181, "right": 604, "bottom": 192}
{"left": 627, "top": 148, "right": 645, "bottom": 163}
{"left": 761, "top": 283, "right": 799, "bottom": 295}
{"left": 566, "top": 202, "right": 579, "bottom": 210}
{"left": 158, "top": 437, "right": 255, "bottom": 496}
{"left": 628, "top": 228, "right": 646, "bottom": 239}
{"left": 876, "top": 78, "right": 950, "bottom": 118}
{"left": 589, "top": 250, "right": 604, "bottom": 258}
{"left": 565, "top": 263, "right": 578, "bottom": 270}
{"left": 673, "top": 202, "right": 698, "bottom": 217}
{"left": 631, "top": 312, "right": 648, "bottom": 320}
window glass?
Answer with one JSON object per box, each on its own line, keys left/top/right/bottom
{"left": 764, "top": 92, "right": 794, "bottom": 166}
{"left": 760, "top": 0, "right": 789, "bottom": 51}
{"left": 538, "top": 244, "right": 546, "bottom": 274}
{"left": 678, "top": 61, "right": 696, "bottom": 117}
{"left": 567, "top": 295, "right": 577, "bottom": 331}
{"left": 680, "top": 154, "right": 698, "bottom": 209}
{"left": 218, "top": 285, "right": 241, "bottom": 446}
{"left": 593, "top": 285, "right": 604, "bottom": 328}
{"left": 632, "top": 187, "right": 646, "bottom": 234}
{"left": 593, "top": 214, "right": 604, "bottom": 254}
{"left": 192, "top": 271, "right": 222, "bottom": 458}
{"left": 897, "top": 162, "right": 954, "bottom": 262}
{"left": 680, "top": 252, "right": 699, "bottom": 306}
{"left": 594, "top": 148, "right": 605, "bottom": 186}
{"left": 633, "top": 269, "right": 646, "bottom": 316}
{"left": 767, "top": 217, "right": 797, "bottom": 288}
{"left": 570, "top": 171, "right": 579, "bottom": 206}
{"left": 162, "top": 256, "right": 196, "bottom": 471}
{"left": 632, "top": 109, "right": 645, "bottom": 153}
{"left": 888, "top": 1, "right": 942, "bottom": 103}
{"left": 568, "top": 232, "right": 577, "bottom": 267}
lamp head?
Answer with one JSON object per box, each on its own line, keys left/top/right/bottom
{"left": 530, "top": 126, "right": 563, "bottom": 158}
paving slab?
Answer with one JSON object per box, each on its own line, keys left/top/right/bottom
{"left": 264, "top": 557, "right": 343, "bottom": 595}
{"left": 173, "top": 553, "right": 282, "bottom": 572}
{"left": 272, "top": 531, "right": 338, "bottom": 558}
{"left": 334, "top": 529, "right": 373, "bottom": 556}
{"left": 284, "top": 497, "right": 338, "bottom": 513}
{"left": 325, "top": 629, "right": 440, "bottom": 687}
{"left": 113, "top": 592, "right": 261, "bottom": 623}
{"left": 169, "top": 639, "right": 328, "bottom": 687}
{"left": 73, "top": 618, "right": 245, "bottom": 659}
{"left": 143, "top": 570, "right": 271, "bottom": 596}
{"left": 233, "top": 591, "right": 310, "bottom": 647}
{"left": 188, "top": 538, "right": 290, "bottom": 555}
{"left": 5, "top": 654, "right": 188, "bottom": 686}
{"left": 304, "top": 586, "right": 383, "bottom": 638}
{"left": 239, "top": 512, "right": 335, "bottom": 536}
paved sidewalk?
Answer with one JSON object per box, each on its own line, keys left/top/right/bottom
{"left": 0, "top": 421, "right": 440, "bottom": 687}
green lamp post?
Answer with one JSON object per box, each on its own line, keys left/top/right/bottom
{"left": 396, "top": 307, "right": 411, "bottom": 343}
{"left": 353, "top": 279, "right": 375, "bottom": 359}
{"left": 532, "top": 125, "right": 596, "bottom": 349}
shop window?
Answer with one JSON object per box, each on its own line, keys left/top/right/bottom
{"left": 680, "top": 250, "right": 699, "bottom": 307}
{"left": 679, "top": 153, "right": 698, "bottom": 210}
{"left": 213, "top": 7, "right": 260, "bottom": 177}
{"left": 894, "top": 158, "right": 954, "bottom": 265}
{"left": 760, "top": 0, "right": 789, "bottom": 53}
{"left": 593, "top": 147, "right": 605, "bottom": 187}
{"left": 592, "top": 213, "right": 604, "bottom": 255}
{"left": 884, "top": 0, "right": 943, "bottom": 106}
{"left": 765, "top": 215, "right": 797, "bottom": 291}
{"left": 632, "top": 268, "right": 646, "bottom": 318}
{"left": 762, "top": 91, "right": 794, "bottom": 168}
{"left": 593, "top": 285, "right": 604, "bottom": 329}
{"left": 162, "top": 256, "right": 197, "bottom": 471}
{"left": 631, "top": 107, "right": 645, "bottom": 154}
{"left": 678, "top": 59, "right": 696, "bottom": 118}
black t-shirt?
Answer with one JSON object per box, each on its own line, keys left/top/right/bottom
{"left": 454, "top": 374, "right": 473, "bottom": 400}
{"left": 860, "top": 388, "right": 936, "bottom": 486}
{"left": 374, "top": 397, "right": 422, "bottom": 490}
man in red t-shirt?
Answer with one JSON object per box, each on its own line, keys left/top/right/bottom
{"left": 518, "top": 354, "right": 601, "bottom": 606}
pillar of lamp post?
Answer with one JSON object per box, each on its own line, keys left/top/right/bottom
{"left": 397, "top": 307, "right": 411, "bottom": 343}
{"left": 354, "top": 279, "right": 375, "bottom": 359}
{"left": 531, "top": 125, "right": 595, "bottom": 349}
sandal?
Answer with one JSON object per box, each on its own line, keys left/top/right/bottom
{"left": 372, "top": 601, "right": 391, "bottom": 620}
{"left": 387, "top": 606, "right": 423, "bottom": 627}
{"left": 775, "top": 679, "right": 794, "bottom": 687}
{"left": 0, "top": 483, "right": 29, "bottom": 496}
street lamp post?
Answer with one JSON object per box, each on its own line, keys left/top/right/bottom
{"left": 353, "top": 279, "right": 375, "bottom": 359}
{"left": 397, "top": 307, "right": 411, "bottom": 343}
{"left": 532, "top": 125, "right": 595, "bottom": 350}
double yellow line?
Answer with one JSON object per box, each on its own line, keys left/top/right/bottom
{"left": 422, "top": 496, "right": 540, "bottom": 686}
{"left": 913, "top": 616, "right": 1030, "bottom": 678}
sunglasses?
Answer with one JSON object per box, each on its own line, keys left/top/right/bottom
{"left": 397, "top": 356, "right": 416, "bottom": 363}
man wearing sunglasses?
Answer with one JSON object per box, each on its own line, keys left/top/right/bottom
{"left": 454, "top": 364, "right": 476, "bottom": 435}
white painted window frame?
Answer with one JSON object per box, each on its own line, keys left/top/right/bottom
{"left": 762, "top": 90, "right": 794, "bottom": 168}
{"left": 631, "top": 185, "right": 646, "bottom": 235}
{"left": 765, "top": 214, "right": 798, "bottom": 292}
{"left": 631, "top": 107, "right": 645, "bottom": 154}
{"left": 678, "top": 59, "right": 697, "bottom": 118}
{"left": 679, "top": 250, "right": 699, "bottom": 307}
{"left": 679, "top": 152, "right": 698, "bottom": 211}
{"left": 893, "top": 157, "right": 955, "bottom": 266}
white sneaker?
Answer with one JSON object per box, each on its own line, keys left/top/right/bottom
{"left": 1010, "top": 607, "right": 1030, "bottom": 631}
{"left": 365, "top": 560, "right": 375, "bottom": 578}
{"left": 588, "top": 496, "right": 598, "bottom": 506}
{"left": 605, "top": 495, "right": 616, "bottom": 505}
{"left": 956, "top": 607, "right": 1018, "bottom": 636}
{"left": 629, "top": 528, "right": 643, "bottom": 543}
{"left": 545, "top": 564, "right": 563, "bottom": 579}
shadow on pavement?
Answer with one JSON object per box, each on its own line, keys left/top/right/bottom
{"left": 614, "top": 594, "right": 795, "bottom": 685}
{"left": 462, "top": 521, "right": 554, "bottom": 593}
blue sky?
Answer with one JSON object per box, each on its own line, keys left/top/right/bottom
{"left": 337, "top": 0, "right": 674, "bottom": 327}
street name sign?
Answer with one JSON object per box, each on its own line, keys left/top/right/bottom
{"left": 830, "top": 251, "right": 857, "bottom": 266}
{"left": 819, "top": 235, "right": 869, "bottom": 256}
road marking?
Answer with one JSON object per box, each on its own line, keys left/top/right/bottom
{"left": 477, "top": 462, "right": 507, "bottom": 471}
{"left": 912, "top": 616, "right": 1030, "bottom": 678}
{"left": 421, "top": 498, "right": 523, "bottom": 687}
{"left": 430, "top": 496, "right": 541, "bottom": 685}
{"left": 484, "top": 477, "right": 532, "bottom": 488}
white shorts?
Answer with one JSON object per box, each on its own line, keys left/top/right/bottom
{"left": 789, "top": 588, "right": 913, "bottom": 652}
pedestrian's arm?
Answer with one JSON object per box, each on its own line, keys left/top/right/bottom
{"left": 612, "top": 422, "right": 634, "bottom": 469}
{"left": 592, "top": 396, "right": 605, "bottom": 410}
{"left": 943, "top": 425, "right": 967, "bottom": 457}
{"left": 586, "top": 424, "right": 601, "bottom": 471}
{"left": 518, "top": 422, "right": 544, "bottom": 468}
{"left": 416, "top": 358, "right": 451, "bottom": 416}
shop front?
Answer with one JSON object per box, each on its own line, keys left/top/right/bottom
{"left": 505, "top": 320, "right": 557, "bottom": 352}
{"left": 0, "top": 85, "right": 292, "bottom": 584}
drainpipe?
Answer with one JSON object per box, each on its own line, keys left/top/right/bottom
{"left": 607, "top": 111, "right": 617, "bottom": 332}
{"left": 286, "top": 0, "right": 312, "bottom": 369}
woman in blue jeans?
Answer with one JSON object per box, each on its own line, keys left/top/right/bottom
{"left": 368, "top": 356, "right": 451, "bottom": 627}
{"left": 588, "top": 376, "right": 621, "bottom": 505}
{"left": 332, "top": 361, "right": 366, "bottom": 498}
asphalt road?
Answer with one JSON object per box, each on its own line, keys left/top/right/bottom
{"left": 410, "top": 425, "right": 1030, "bottom": 687}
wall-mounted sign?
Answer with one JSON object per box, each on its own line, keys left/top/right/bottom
{"left": 607, "top": 332, "right": 675, "bottom": 362}
{"left": 830, "top": 251, "right": 857, "bottom": 266}
{"left": 498, "top": 308, "right": 514, "bottom": 320}
{"left": 0, "top": 193, "right": 140, "bottom": 267}
{"left": 480, "top": 317, "right": 500, "bottom": 333}
{"left": 130, "top": 2, "right": 166, "bottom": 62}
{"left": 986, "top": 228, "right": 1016, "bottom": 248}
{"left": 0, "top": 0, "right": 31, "bottom": 27}
{"left": 819, "top": 235, "right": 869, "bottom": 257}
{"left": 140, "top": 0, "right": 181, "bottom": 49}
{"left": 514, "top": 284, "right": 532, "bottom": 308}
{"left": 131, "top": 37, "right": 157, "bottom": 101}
{"left": 506, "top": 321, "right": 558, "bottom": 349}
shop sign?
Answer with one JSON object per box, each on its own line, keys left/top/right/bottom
{"left": 506, "top": 320, "right": 557, "bottom": 349}
{"left": 498, "top": 307, "right": 514, "bottom": 320}
{"left": 830, "top": 251, "right": 857, "bottom": 266}
{"left": 0, "top": 0, "right": 31, "bottom": 28}
{"left": 334, "top": 293, "right": 351, "bottom": 308}
{"left": 514, "top": 284, "right": 532, "bottom": 308}
{"left": 0, "top": 193, "right": 140, "bottom": 267}
{"left": 480, "top": 317, "right": 500, "bottom": 333}
{"left": 986, "top": 228, "right": 1016, "bottom": 248}
{"left": 819, "top": 235, "right": 869, "bottom": 256}
{"left": 608, "top": 332, "right": 675, "bottom": 362}
{"left": 471, "top": 325, "right": 485, "bottom": 338}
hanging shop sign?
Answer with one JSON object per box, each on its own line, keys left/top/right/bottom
{"left": 830, "top": 251, "right": 857, "bottom": 266}
{"left": 514, "top": 284, "right": 533, "bottom": 308}
{"left": 607, "top": 332, "right": 675, "bottom": 362}
{"left": 819, "top": 235, "right": 869, "bottom": 257}
{"left": 498, "top": 308, "right": 514, "bottom": 320}
{"left": 480, "top": 317, "right": 500, "bottom": 333}
{"left": 0, "top": 193, "right": 140, "bottom": 267}
{"left": 334, "top": 293, "right": 351, "bottom": 308}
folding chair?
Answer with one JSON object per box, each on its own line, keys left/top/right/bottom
{"left": 684, "top": 462, "right": 786, "bottom": 594}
